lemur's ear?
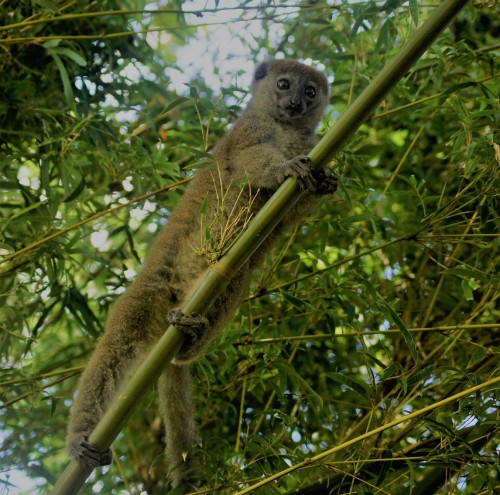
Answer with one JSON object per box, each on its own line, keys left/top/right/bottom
{"left": 254, "top": 62, "right": 268, "bottom": 81}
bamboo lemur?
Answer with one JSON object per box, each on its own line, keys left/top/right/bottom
{"left": 66, "top": 59, "right": 337, "bottom": 488}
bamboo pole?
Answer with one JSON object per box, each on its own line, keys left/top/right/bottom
{"left": 236, "top": 376, "right": 500, "bottom": 495}
{"left": 50, "top": 1, "right": 469, "bottom": 493}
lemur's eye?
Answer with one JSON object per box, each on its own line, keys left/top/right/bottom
{"left": 305, "top": 86, "right": 316, "bottom": 98}
{"left": 277, "top": 78, "right": 290, "bottom": 90}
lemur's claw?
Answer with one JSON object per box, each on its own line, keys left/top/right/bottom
{"left": 167, "top": 309, "right": 208, "bottom": 343}
{"left": 311, "top": 170, "right": 338, "bottom": 195}
{"left": 76, "top": 438, "right": 112, "bottom": 468}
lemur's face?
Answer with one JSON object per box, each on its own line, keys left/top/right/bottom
{"left": 273, "top": 72, "right": 321, "bottom": 120}
{"left": 252, "top": 60, "right": 328, "bottom": 125}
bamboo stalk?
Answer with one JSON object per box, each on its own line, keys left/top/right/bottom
{"left": 234, "top": 376, "right": 500, "bottom": 495}
{"left": 50, "top": 1, "right": 470, "bottom": 493}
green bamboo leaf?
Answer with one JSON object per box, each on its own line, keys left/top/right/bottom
{"left": 50, "top": 53, "right": 75, "bottom": 109}
{"left": 161, "top": 96, "right": 190, "bottom": 114}
{"left": 325, "top": 313, "right": 336, "bottom": 333}
{"left": 3, "top": 306, "right": 24, "bottom": 335}
{"left": 200, "top": 194, "right": 209, "bottom": 214}
{"left": 178, "top": 145, "right": 212, "bottom": 158}
{"left": 461, "top": 279, "right": 474, "bottom": 300}
{"left": 375, "top": 19, "right": 393, "bottom": 51}
{"left": 326, "top": 372, "right": 371, "bottom": 400}
{"left": 376, "top": 449, "right": 393, "bottom": 486}
{"left": 61, "top": 169, "right": 85, "bottom": 203}
{"left": 33, "top": 0, "right": 57, "bottom": 11}
{"left": 399, "top": 374, "right": 408, "bottom": 395}
{"left": 68, "top": 287, "right": 101, "bottom": 337}
{"left": 279, "top": 363, "right": 323, "bottom": 411}
{"left": 298, "top": 376, "right": 323, "bottom": 411}
{"left": 41, "top": 395, "right": 58, "bottom": 417}
{"left": 63, "top": 175, "right": 85, "bottom": 203}
{"left": 281, "top": 290, "right": 314, "bottom": 310}
{"left": 51, "top": 47, "right": 87, "bottom": 67}
{"left": 33, "top": 299, "right": 60, "bottom": 337}
{"left": 446, "top": 267, "right": 488, "bottom": 284}
{"left": 124, "top": 227, "right": 141, "bottom": 263}
{"left": 0, "top": 200, "right": 43, "bottom": 232}
{"left": 379, "top": 361, "right": 403, "bottom": 381}
{"left": 409, "top": 0, "right": 419, "bottom": 25}
{"left": 407, "top": 365, "right": 435, "bottom": 387}
{"left": 42, "top": 39, "right": 61, "bottom": 48}
{"left": 364, "top": 352, "right": 386, "bottom": 369}
{"left": 378, "top": 296, "right": 418, "bottom": 362}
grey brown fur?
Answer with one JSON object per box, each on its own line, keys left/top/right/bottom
{"left": 66, "top": 59, "right": 336, "bottom": 489}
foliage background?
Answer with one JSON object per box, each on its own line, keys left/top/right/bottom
{"left": 0, "top": 1, "right": 498, "bottom": 494}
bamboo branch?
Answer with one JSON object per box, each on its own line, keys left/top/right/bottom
{"left": 49, "top": 1, "right": 470, "bottom": 493}
{"left": 233, "top": 323, "right": 500, "bottom": 346}
{"left": 285, "top": 412, "right": 499, "bottom": 495}
{"left": 0, "top": 178, "right": 191, "bottom": 272}
{"left": 234, "top": 376, "right": 500, "bottom": 495}
{"left": 0, "top": 6, "right": 324, "bottom": 33}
